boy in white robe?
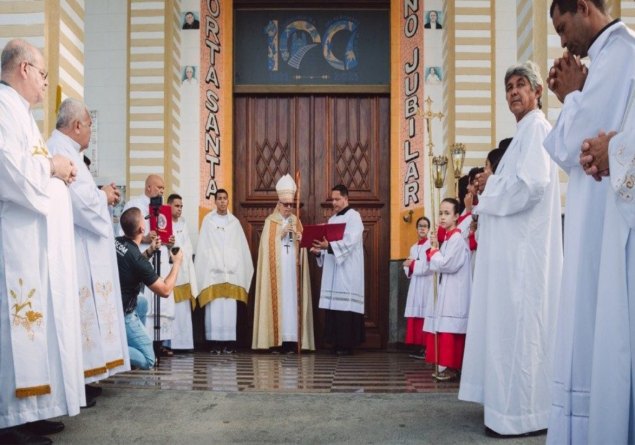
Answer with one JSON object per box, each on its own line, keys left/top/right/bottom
{"left": 166, "top": 194, "right": 198, "bottom": 351}
{"left": 312, "top": 184, "right": 365, "bottom": 355}
{"left": 402, "top": 216, "right": 433, "bottom": 357}
{"left": 195, "top": 189, "right": 253, "bottom": 353}
{"left": 424, "top": 199, "right": 471, "bottom": 382}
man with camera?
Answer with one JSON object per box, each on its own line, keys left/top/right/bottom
{"left": 122, "top": 174, "right": 175, "bottom": 351}
{"left": 116, "top": 207, "right": 184, "bottom": 369}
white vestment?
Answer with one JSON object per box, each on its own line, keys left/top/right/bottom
{"left": 170, "top": 218, "right": 198, "bottom": 349}
{"left": 543, "top": 21, "right": 635, "bottom": 444}
{"left": 459, "top": 109, "right": 562, "bottom": 434}
{"left": 423, "top": 229, "right": 471, "bottom": 335}
{"left": 195, "top": 211, "right": 253, "bottom": 341}
{"left": 587, "top": 116, "right": 635, "bottom": 443}
{"left": 48, "top": 130, "right": 130, "bottom": 381}
{"left": 317, "top": 208, "right": 365, "bottom": 314}
{"left": 403, "top": 239, "right": 433, "bottom": 319}
{"left": 123, "top": 195, "right": 174, "bottom": 340}
{"left": 0, "top": 84, "right": 84, "bottom": 427}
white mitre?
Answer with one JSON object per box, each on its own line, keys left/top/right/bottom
{"left": 276, "top": 174, "right": 296, "bottom": 200}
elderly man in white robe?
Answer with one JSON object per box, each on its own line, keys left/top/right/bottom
{"left": 311, "top": 184, "right": 365, "bottom": 356}
{"left": 195, "top": 189, "right": 253, "bottom": 354}
{"left": 48, "top": 99, "right": 130, "bottom": 400}
{"left": 544, "top": 1, "right": 635, "bottom": 442}
{"left": 123, "top": 174, "right": 175, "bottom": 351}
{"left": 459, "top": 61, "right": 562, "bottom": 437}
{"left": 167, "top": 193, "right": 198, "bottom": 350}
{"left": 577, "top": 102, "right": 635, "bottom": 443}
{"left": 0, "top": 39, "right": 84, "bottom": 444}
{"left": 253, "top": 174, "right": 315, "bottom": 352}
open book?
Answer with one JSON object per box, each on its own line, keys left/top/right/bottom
{"left": 299, "top": 223, "right": 346, "bottom": 248}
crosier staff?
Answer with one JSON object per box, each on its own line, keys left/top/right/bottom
{"left": 295, "top": 170, "right": 303, "bottom": 355}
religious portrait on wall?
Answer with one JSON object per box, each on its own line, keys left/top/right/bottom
{"left": 182, "top": 11, "right": 200, "bottom": 30}
{"left": 425, "top": 66, "right": 443, "bottom": 84}
{"left": 424, "top": 10, "right": 443, "bottom": 29}
{"left": 181, "top": 65, "right": 199, "bottom": 104}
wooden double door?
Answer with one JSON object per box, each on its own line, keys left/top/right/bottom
{"left": 233, "top": 94, "right": 390, "bottom": 348}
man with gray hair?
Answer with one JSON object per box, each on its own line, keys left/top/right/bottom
{"left": 0, "top": 39, "right": 83, "bottom": 444}
{"left": 48, "top": 98, "right": 130, "bottom": 407}
{"left": 459, "top": 60, "right": 563, "bottom": 437}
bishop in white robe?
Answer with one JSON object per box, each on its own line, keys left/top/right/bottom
{"left": 168, "top": 195, "right": 198, "bottom": 350}
{"left": 459, "top": 104, "right": 562, "bottom": 433}
{"left": 0, "top": 40, "right": 84, "bottom": 430}
{"left": 544, "top": 13, "right": 635, "bottom": 443}
{"left": 48, "top": 99, "right": 129, "bottom": 383}
{"left": 195, "top": 189, "right": 253, "bottom": 348}
{"left": 253, "top": 175, "right": 314, "bottom": 351}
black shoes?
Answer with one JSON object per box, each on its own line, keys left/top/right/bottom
{"left": 484, "top": 426, "right": 547, "bottom": 438}
{"left": 85, "top": 384, "right": 102, "bottom": 399}
{"left": 0, "top": 428, "right": 52, "bottom": 445}
{"left": 20, "top": 421, "right": 64, "bottom": 436}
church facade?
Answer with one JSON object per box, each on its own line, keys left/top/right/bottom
{"left": 2, "top": 0, "right": 631, "bottom": 347}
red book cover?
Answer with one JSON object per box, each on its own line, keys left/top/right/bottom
{"left": 300, "top": 223, "right": 346, "bottom": 248}
{"left": 148, "top": 204, "right": 173, "bottom": 244}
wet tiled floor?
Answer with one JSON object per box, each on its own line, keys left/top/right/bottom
{"left": 102, "top": 351, "right": 460, "bottom": 393}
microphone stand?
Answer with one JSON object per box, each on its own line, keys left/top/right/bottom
{"left": 150, "top": 205, "right": 162, "bottom": 368}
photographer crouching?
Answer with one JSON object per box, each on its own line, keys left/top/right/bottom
{"left": 115, "top": 207, "right": 184, "bottom": 369}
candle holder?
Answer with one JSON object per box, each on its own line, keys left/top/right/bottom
{"left": 432, "top": 155, "right": 448, "bottom": 189}
{"left": 450, "top": 143, "right": 466, "bottom": 197}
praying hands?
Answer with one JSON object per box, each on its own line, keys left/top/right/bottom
{"left": 547, "top": 52, "right": 588, "bottom": 103}
{"left": 580, "top": 130, "right": 615, "bottom": 181}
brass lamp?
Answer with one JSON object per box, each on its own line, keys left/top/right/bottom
{"left": 432, "top": 155, "right": 448, "bottom": 189}
{"left": 450, "top": 143, "right": 466, "bottom": 196}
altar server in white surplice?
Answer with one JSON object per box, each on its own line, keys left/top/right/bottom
{"left": 459, "top": 61, "right": 562, "bottom": 436}
{"left": 312, "top": 184, "right": 365, "bottom": 356}
{"left": 0, "top": 39, "right": 85, "bottom": 442}
{"left": 167, "top": 193, "right": 198, "bottom": 350}
{"left": 123, "top": 175, "right": 175, "bottom": 342}
{"left": 195, "top": 189, "right": 253, "bottom": 354}
{"left": 545, "top": 2, "right": 635, "bottom": 442}
{"left": 48, "top": 99, "right": 130, "bottom": 389}
{"left": 577, "top": 108, "right": 635, "bottom": 443}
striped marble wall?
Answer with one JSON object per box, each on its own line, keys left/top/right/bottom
{"left": 444, "top": 0, "right": 496, "bottom": 172}
{"left": 57, "top": 0, "right": 85, "bottom": 101}
{"left": 166, "top": 0, "right": 182, "bottom": 192}
{"left": 127, "top": 0, "right": 181, "bottom": 197}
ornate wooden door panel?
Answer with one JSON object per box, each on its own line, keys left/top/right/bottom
{"left": 234, "top": 94, "right": 389, "bottom": 348}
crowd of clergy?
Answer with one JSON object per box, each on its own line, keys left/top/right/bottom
{"left": 399, "top": 0, "right": 635, "bottom": 441}
{"left": 0, "top": 34, "right": 365, "bottom": 442}
{"left": 1, "top": 0, "right": 635, "bottom": 444}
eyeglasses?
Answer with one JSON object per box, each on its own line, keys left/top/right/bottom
{"left": 25, "top": 62, "right": 48, "bottom": 80}
{"left": 278, "top": 201, "right": 294, "bottom": 208}
{"left": 417, "top": 225, "right": 429, "bottom": 229}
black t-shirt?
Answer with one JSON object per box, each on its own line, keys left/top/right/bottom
{"left": 115, "top": 236, "right": 159, "bottom": 314}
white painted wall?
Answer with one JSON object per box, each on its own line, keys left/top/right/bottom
{"left": 84, "top": 0, "right": 128, "bottom": 189}
{"left": 494, "top": 1, "right": 518, "bottom": 144}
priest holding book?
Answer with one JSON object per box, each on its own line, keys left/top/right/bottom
{"left": 311, "top": 184, "right": 365, "bottom": 355}
{"left": 252, "top": 174, "right": 315, "bottom": 352}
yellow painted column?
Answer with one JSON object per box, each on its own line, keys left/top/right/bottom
{"left": 390, "top": 0, "right": 426, "bottom": 260}
{"left": 198, "top": 0, "right": 233, "bottom": 225}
